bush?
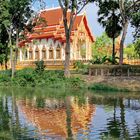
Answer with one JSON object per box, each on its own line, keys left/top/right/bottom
{"left": 35, "top": 60, "right": 45, "bottom": 74}
{"left": 65, "top": 77, "right": 85, "bottom": 88}
{"left": 0, "top": 68, "right": 84, "bottom": 89}
{"left": 74, "top": 61, "right": 88, "bottom": 74}
{"left": 90, "top": 56, "right": 107, "bottom": 64}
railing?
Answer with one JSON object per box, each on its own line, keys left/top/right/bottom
{"left": 89, "top": 65, "right": 140, "bottom": 76}
{"left": 124, "top": 59, "right": 140, "bottom": 65}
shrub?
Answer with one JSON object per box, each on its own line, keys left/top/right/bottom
{"left": 74, "top": 61, "right": 88, "bottom": 74}
{"left": 35, "top": 60, "right": 45, "bottom": 74}
{"left": 65, "top": 77, "right": 85, "bottom": 88}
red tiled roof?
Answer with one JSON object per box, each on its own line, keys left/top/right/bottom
{"left": 20, "top": 7, "right": 95, "bottom": 46}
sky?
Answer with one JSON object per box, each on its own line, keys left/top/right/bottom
{"left": 33, "top": 0, "right": 134, "bottom": 45}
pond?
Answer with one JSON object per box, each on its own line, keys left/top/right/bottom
{"left": 0, "top": 88, "right": 140, "bottom": 140}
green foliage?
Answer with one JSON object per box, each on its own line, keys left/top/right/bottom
{"left": 124, "top": 40, "right": 140, "bottom": 59}
{"left": 0, "top": 69, "right": 84, "bottom": 89}
{"left": 88, "top": 83, "right": 129, "bottom": 92}
{"left": 131, "top": 6, "right": 140, "bottom": 40}
{"left": 90, "top": 56, "right": 107, "bottom": 64}
{"left": 65, "top": 77, "right": 85, "bottom": 88}
{"left": 106, "top": 56, "right": 119, "bottom": 64}
{"left": 97, "top": 0, "right": 122, "bottom": 63}
{"left": 134, "top": 38, "right": 140, "bottom": 57}
{"left": 35, "top": 60, "right": 45, "bottom": 74}
{"left": 74, "top": 61, "right": 84, "bottom": 70}
{"left": 92, "top": 33, "right": 112, "bottom": 59}
{"left": 90, "top": 55, "right": 119, "bottom": 64}
{"left": 74, "top": 61, "right": 88, "bottom": 74}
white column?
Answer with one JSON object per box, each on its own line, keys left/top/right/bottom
{"left": 89, "top": 42, "right": 92, "bottom": 60}
{"left": 54, "top": 47, "right": 56, "bottom": 60}
{"left": 62, "top": 44, "right": 65, "bottom": 60}
{"left": 19, "top": 49, "right": 22, "bottom": 61}
{"left": 39, "top": 45, "right": 43, "bottom": 60}
{"left": 46, "top": 47, "right": 48, "bottom": 60}
{"left": 86, "top": 38, "right": 88, "bottom": 60}
{"left": 40, "top": 49, "right": 42, "bottom": 60}
{"left": 61, "top": 47, "right": 63, "bottom": 60}
{"left": 27, "top": 49, "right": 29, "bottom": 60}
{"left": 33, "top": 45, "right": 35, "bottom": 60}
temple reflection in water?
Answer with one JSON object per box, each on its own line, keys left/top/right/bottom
{"left": 17, "top": 96, "right": 96, "bottom": 139}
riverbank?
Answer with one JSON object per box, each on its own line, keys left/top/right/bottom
{"left": 0, "top": 69, "right": 84, "bottom": 89}
{"left": 0, "top": 68, "right": 140, "bottom": 92}
{"left": 83, "top": 75, "right": 140, "bottom": 92}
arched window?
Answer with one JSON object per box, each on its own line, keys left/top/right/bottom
{"left": 56, "top": 45, "right": 61, "bottom": 59}
{"left": 29, "top": 47, "right": 33, "bottom": 60}
{"left": 81, "top": 44, "right": 86, "bottom": 58}
{"left": 42, "top": 46, "right": 46, "bottom": 59}
{"left": 35, "top": 47, "right": 39, "bottom": 60}
{"left": 49, "top": 47, "right": 54, "bottom": 59}
{"left": 24, "top": 49, "right": 28, "bottom": 60}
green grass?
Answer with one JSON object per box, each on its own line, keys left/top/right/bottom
{"left": 88, "top": 83, "right": 130, "bottom": 92}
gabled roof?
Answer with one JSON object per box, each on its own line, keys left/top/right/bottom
{"left": 20, "top": 7, "right": 95, "bottom": 46}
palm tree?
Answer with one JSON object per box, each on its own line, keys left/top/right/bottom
{"left": 97, "top": 0, "right": 122, "bottom": 64}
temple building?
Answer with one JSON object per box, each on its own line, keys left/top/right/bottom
{"left": 18, "top": 7, "right": 95, "bottom": 69}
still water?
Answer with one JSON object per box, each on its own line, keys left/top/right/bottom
{"left": 0, "top": 88, "right": 140, "bottom": 140}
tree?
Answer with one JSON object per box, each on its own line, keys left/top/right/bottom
{"left": 58, "top": 0, "right": 95, "bottom": 77}
{"left": 92, "top": 33, "right": 112, "bottom": 59}
{"left": 97, "top": 0, "right": 122, "bottom": 64}
{"left": 124, "top": 43, "right": 137, "bottom": 59}
{"left": 118, "top": 0, "right": 140, "bottom": 65}
{"left": 134, "top": 38, "right": 140, "bottom": 57}
{"left": 0, "top": 23, "right": 9, "bottom": 69}
{"left": 96, "top": 0, "right": 140, "bottom": 65}
{"left": 131, "top": 8, "right": 140, "bottom": 40}
{"left": 0, "top": 0, "right": 34, "bottom": 77}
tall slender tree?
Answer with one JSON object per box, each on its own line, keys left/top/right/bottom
{"left": 118, "top": 0, "right": 140, "bottom": 64}
{"left": 0, "top": 0, "right": 34, "bottom": 77}
{"left": 97, "top": 0, "right": 140, "bottom": 65}
{"left": 97, "top": 0, "right": 122, "bottom": 64}
{"left": 58, "top": 0, "right": 95, "bottom": 77}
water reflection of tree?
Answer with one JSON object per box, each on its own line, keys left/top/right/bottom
{"left": 100, "top": 98, "right": 122, "bottom": 139}
{"left": 94, "top": 96, "right": 140, "bottom": 140}
{"left": 65, "top": 96, "right": 73, "bottom": 140}
{"left": 0, "top": 88, "right": 140, "bottom": 139}
{"left": 0, "top": 92, "right": 34, "bottom": 140}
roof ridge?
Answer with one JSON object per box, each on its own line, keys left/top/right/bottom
{"left": 40, "top": 7, "right": 61, "bottom": 12}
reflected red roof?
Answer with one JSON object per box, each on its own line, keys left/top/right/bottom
{"left": 17, "top": 98, "right": 96, "bottom": 138}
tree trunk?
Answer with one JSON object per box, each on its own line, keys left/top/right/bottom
{"left": 12, "top": 29, "right": 19, "bottom": 77}
{"left": 5, "top": 62, "right": 8, "bottom": 70}
{"left": 64, "top": 35, "right": 71, "bottom": 78}
{"left": 65, "top": 97, "right": 73, "bottom": 139}
{"left": 11, "top": 47, "right": 15, "bottom": 78}
{"left": 112, "top": 37, "right": 115, "bottom": 64}
{"left": 9, "top": 33, "right": 14, "bottom": 78}
{"left": 119, "top": 21, "right": 129, "bottom": 65}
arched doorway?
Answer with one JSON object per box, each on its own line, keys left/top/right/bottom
{"left": 42, "top": 46, "right": 46, "bottom": 60}
{"left": 29, "top": 47, "right": 33, "bottom": 60}
{"left": 77, "top": 39, "right": 86, "bottom": 59}
{"left": 35, "top": 47, "right": 40, "bottom": 60}
{"left": 49, "top": 47, "right": 54, "bottom": 59}
{"left": 56, "top": 45, "right": 61, "bottom": 59}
